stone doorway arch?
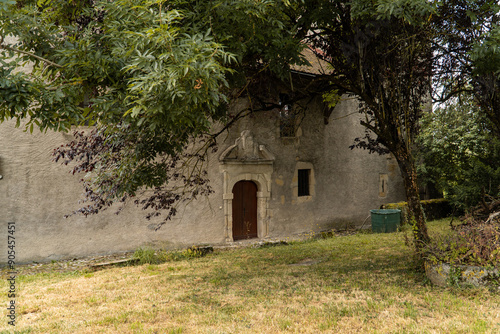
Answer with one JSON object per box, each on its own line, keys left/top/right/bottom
{"left": 219, "top": 131, "right": 274, "bottom": 242}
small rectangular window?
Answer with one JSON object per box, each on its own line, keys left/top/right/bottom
{"left": 298, "top": 169, "right": 310, "bottom": 197}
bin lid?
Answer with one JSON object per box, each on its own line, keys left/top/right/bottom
{"left": 370, "top": 209, "right": 401, "bottom": 214}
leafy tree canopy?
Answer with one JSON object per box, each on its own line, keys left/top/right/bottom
{"left": 0, "top": 0, "right": 305, "bottom": 131}
{"left": 470, "top": 24, "right": 500, "bottom": 136}
{"left": 432, "top": 0, "right": 499, "bottom": 125}
{"left": 0, "top": 0, "right": 306, "bottom": 226}
{"left": 420, "top": 0, "right": 500, "bottom": 216}
{"left": 418, "top": 96, "right": 500, "bottom": 211}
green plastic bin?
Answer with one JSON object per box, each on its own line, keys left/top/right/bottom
{"left": 370, "top": 209, "right": 401, "bottom": 233}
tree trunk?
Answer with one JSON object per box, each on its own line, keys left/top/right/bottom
{"left": 393, "top": 147, "right": 430, "bottom": 253}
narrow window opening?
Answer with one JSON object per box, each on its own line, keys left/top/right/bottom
{"left": 379, "top": 174, "right": 388, "bottom": 198}
{"left": 279, "top": 93, "right": 296, "bottom": 137}
{"left": 298, "top": 169, "right": 310, "bottom": 197}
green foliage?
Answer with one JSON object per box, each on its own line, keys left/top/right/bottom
{"left": 180, "top": 246, "right": 214, "bottom": 258}
{"left": 432, "top": 0, "right": 500, "bottom": 141}
{"left": 0, "top": 0, "right": 306, "bottom": 223}
{"left": 133, "top": 247, "right": 161, "bottom": 265}
{"left": 0, "top": 329, "right": 33, "bottom": 334}
{"left": 385, "top": 202, "right": 410, "bottom": 224}
{"left": 0, "top": 67, "right": 34, "bottom": 125}
{"left": 352, "top": 0, "right": 436, "bottom": 24}
{"left": 1, "top": 0, "right": 236, "bottom": 132}
{"left": 421, "top": 199, "right": 453, "bottom": 221}
{"left": 447, "top": 265, "right": 464, "bottom": 287}
{"left": 322, "top": 89, "right": 341, "bottom": 109}
{"left": 471, "top": 25, "right": 500, "bottom": 76}
{"left": 300, "top": 0, "right": 436, "bottom": 246}
{"left": 425, "top": 222, "right": 500, "bottom": 267}
{"left": 470, "top": 24, "right": 500, "bottom": 136}
{"left": 417, "top": 96, "right": 500, "bottom": 210}
{"left": 133, "top": 245, "right": 212, "bottom": 264}
{"left": 0, "top": 0, "right": 305, "bottom": 134}
{"left": 385, "top": 199, "right": 452, "bottom": 224}
{"left": 0, "top": 0, "right": 306, "bottom": 134}
{"left": 0, "top": 0, "right": 15, "bottom": 10}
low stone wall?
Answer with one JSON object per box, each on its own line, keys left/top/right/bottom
{"left": 425, "top": 262, "right": 500, "bottom": 289}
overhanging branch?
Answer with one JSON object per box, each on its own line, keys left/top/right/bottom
{"left": 0, "top": 42, "right": 63, "bottom": 69}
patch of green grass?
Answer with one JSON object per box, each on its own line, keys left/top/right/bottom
{"left": 278, "top": 318, "right": 293, "bottom": 330}
{"left": 0, "top": 330, "right": 34, "bottom": 334}
{"left": 130, "top": 321, "right": 144, "bottom": 333}
{"left": 473, "top": 319, "right": 491, "bottom": 333}
{"left": 133, "top": 247, "right": 161, "bottom": 265}
{"left": 402, "top": 301, "right": 418, "bottom": 319}
{"left": 132, "top": 245, "right": 213, "bottom": 265}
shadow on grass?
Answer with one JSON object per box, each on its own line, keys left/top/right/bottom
{"left": 194, "top": 232, "right": 426, "bottom": 298}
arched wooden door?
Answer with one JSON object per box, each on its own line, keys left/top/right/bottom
{"left": 232, "top": 181, "right": 258, "bottom": 240}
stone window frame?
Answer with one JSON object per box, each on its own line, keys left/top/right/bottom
{"left": 279, "top": 104, "right": 297, "bottom": 138}
{"left": 292, "top": 161, "right": 315, "bottom": 203}
{"left": 379, "top": 173, "right": 389, "bottom": 198}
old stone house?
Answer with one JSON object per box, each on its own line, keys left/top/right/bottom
{"left": 0, "top": 51, "right": 406, "bottom": 263}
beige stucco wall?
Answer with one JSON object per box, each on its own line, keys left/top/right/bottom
{"left": 0, "top": 122, "right": 227, "bottom": 263}
{"left": 0, "top": 94, "right": 405, "bottom": 264}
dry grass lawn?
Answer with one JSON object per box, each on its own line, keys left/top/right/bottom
{"left": 1, "top": 218, "right": 500, "bottom": 333}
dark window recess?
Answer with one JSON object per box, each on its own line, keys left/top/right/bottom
{"left": 298, "top": 169, "right": 310, "bottom": 197}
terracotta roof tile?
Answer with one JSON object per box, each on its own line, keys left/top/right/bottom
{"left": 291, "top": 47, "right": 330, "bottom": 75}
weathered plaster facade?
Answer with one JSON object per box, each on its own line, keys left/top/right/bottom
{"left": 0, "top": 93, "right": 406, "bottom": 263}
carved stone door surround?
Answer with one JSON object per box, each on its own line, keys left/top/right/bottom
{"left": 219, "top": 131, "right": 274, "bottom": 242}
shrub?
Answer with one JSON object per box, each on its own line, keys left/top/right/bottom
{"left": 134, "top": 245, "right": 214, "bottom": 264}
{"left": 421, "top": 199, "right": 453, "bottom": 221}
{"left": 133, "top": 247, "right": 161, "bottom": 265}
{"left": 385, "top": 198, "right": 452, "bottom": 224}
{"left": 425, "top": 221, "right": 500, "bottom": 267}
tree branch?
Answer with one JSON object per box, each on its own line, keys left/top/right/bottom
{"left": 0, "top": 43, "right": 63, "bottom": 69}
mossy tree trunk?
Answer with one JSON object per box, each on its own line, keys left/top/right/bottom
{"left": 393, "top": 144, "right": 430, "bottom": 252}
